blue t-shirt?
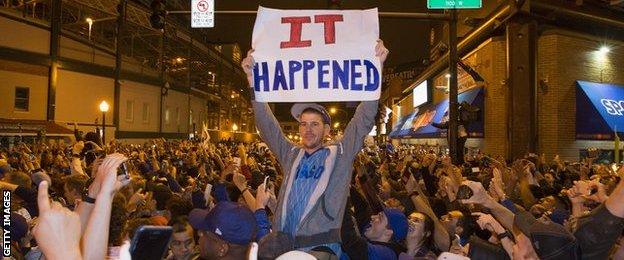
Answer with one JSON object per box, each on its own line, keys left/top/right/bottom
{"left": 283, "top": 148, "right": 329, "bottom": 238}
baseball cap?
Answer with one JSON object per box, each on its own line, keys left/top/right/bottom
{"left": 514, "top": 210, "right": 580, "bottom": 259}
{"left": 383, "top": 208, "right": 409, "bottom": 242}
{"left": 276, "top": 251, "right": 316, "bottom": 260}
{"left": 189, "top": 201, "right": 256, "bottom": 245}
{"left": 291, "top": 103, "right": 331, "bottom": 125}
{"left": 437, "top": 252, "right": 470, "bottom": 260}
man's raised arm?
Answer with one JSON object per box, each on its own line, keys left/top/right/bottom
{"left": 242, "top": 51, "right": 294, "bottom": 165}
{"left": 341, "top": 40, "right": 388, "bottom": 155}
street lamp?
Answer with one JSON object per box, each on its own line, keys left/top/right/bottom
{"left": 85, "top": 17, "right": 94, "bottom": 40}
{"left": 232, "top": 123, "right": 239, "bottom": 132}
{"left": 99, "top": 100, "right": 109, "bottom": 143}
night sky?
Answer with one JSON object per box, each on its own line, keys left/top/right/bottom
{"left": 198, "top": 1, "right": 435, "bottom": 121}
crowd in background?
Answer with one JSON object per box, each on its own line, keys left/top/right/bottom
{"left": 3, "top": 131, "right": 624, "bottom": 259}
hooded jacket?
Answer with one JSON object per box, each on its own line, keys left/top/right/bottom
{"left": 252, "top": 100, "right": 378, "bottom": 248}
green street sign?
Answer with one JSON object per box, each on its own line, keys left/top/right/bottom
{"left": 427, "top": 0, "right": 482, "bottom": 9}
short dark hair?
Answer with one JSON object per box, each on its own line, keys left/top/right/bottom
{"left": 301, "top": 108, "right": 329, "bottom": 124}
{"left": 171, "top": 216, "right": 193, "bottom": 233}
{"left": 166, "top": 195, "right": 193, "bottom": 222}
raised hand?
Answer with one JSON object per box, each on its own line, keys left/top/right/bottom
{"left": 97, "top": 153, "right": 130, "bottom": 199}
{"left": 241, "top": 49, "right": 255, "bottom": 87}
{"left": 458, "top": 180, "right": 493, "bottom": 206}
{"left": 472, "top": 212, "right": 506, "bottom": 234}
{"left": 33, "top": 181, "right": 82, "bottom": 260}
{"left": 375, "top": 39, "right": 389, "bottom": 64}
{"left": 255, "top": 182, "right": 270, "bottom": 211}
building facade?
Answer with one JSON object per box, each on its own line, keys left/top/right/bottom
{"left": 0, "top": 1, "right": 256, "bottom": 145}
{"left": 385, "top": 0, "right": 624, "bottom": 161}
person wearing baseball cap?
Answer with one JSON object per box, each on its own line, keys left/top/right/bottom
{"left": 341, "top": 195, "right": 409, "bottom": 260}
{"left": 458, "top": 180, "right": 580, "bottom": 260}
{"left": 189, "top": 201, "right": 257, "bottom": 259}
{"left": 241, "top": 40, "right": 389, "bottom": 256}
{"left": 513, "top": 210, "right": 579, "bottom": 259}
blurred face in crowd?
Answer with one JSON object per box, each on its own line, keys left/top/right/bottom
{"left": 299, "top": 112, "right": 330, "bottom": 151}
{"left": 170, "top": 224, "right": 196, "bottom": 260}
{"left": 379, "top": 180, "right": 392, "bottom": 199}
{"left": 198, "top": 230, "right": 222, "bottom": 259}
{"left": 407, "top": 212, "right": 430, "bottom": 246}
{"left": 530, "top": 196, "right": 556, "bottom": 216}
{"left": 441, "top": 211, "right": 463, "bottom": 236}
{"left": 365, "top": 212, "right": 393, "bottom": 242}
{"left": 197, "top": 229, "right": 247, "bottom": 260}
{"left": 544, "top": 173, "right": 555, "bottom": 186}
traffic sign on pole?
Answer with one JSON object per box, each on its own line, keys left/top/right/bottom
{"left": 191, "top": 0, "right": 214, "bottom": 28}
{"left": 427, "top": 0, "right": 481, "bottom": 9}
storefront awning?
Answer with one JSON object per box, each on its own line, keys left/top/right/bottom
{"left": 389, "top": 87, "right": 484, "bottom": 139}
{"left": 576, "top": 81, "right": 624, "bottom": 140}
{"left": 0, "top": 118, "right": 74, "bottom": 137}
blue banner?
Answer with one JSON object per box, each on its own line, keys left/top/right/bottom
{"left": 576, "top": 81, "right": 624, "bottom": 139}
{"left": 389, "top": 87, "right": 484, "bottom": 139}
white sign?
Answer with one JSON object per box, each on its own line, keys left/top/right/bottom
{"left": 413, "top": 80, "right": 428, "bottom": 107}
{"left": 191, "top": 0, "right": 214, "bottom": 28}
{"left": 251, "top": 7, "right": 381, "bottom": 102}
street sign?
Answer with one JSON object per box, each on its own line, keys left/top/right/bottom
{"left": 191, "top": 0, "right": 214, "bottom": 28}
{"left": 427, "top": 0, "right": 482, "bottom": 9}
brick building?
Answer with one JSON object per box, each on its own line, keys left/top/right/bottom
{"left": 384, "top": 0, "right": 624, "bottom": 161}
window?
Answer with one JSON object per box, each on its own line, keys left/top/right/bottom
{"left": 14, "top": 87, "right": 29, "bottom": 111}
{"left": 125, "top": 100, "right": 134, "bottom": 122}
{"left": 142, "top": 103, "right": 150, "bottom": 124}
{"left": 165, "top": 107, "right": 170, "bottom": 125}
{"left": 413, "top": 80, "right": 429, "bottom": 108}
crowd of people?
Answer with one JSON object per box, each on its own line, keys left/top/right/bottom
{"left": 3, "top": 41, "right": 624, "bottom": 260}
{"left": 2, "top": 133, "right": 624, "bottom": 259}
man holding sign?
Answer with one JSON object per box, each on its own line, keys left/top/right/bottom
{"left": 241, "top": 7, "right": 388, "bottom": 257}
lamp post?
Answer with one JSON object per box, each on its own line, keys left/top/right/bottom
{"left": 329, "top": 107, "right": 348, "bottom": 120}
{"left": 99, "top": 100, "right": 109, "bottom": 143}
{"left": 329, "top": 107, "right": 348, "bottom": 135}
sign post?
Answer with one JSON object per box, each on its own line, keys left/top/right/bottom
{"left": 191, "top": 0, "right": 214, "bottom": 28}
{"left": 427, "top": 0, "right": 482, "bottom": 9}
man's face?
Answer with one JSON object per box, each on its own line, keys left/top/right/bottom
{"left": 441, "top": 211, "right": 462, "bottom": 235}
{"left": 198, "top": 230, "right": 222, "bottom": 260}
{"left": 530, "top": 196, "right": 555, "bottom": 216}
{"left": 170, "top": 225, "right": 195, "bottom": 260}
{"left": 364, "top": 212, "right": 392, "bottom": 242}
{"left": 544, "top": 173, "right": 555, "bottom": 185}
{"left": 299, "top": 112, "right": 329, "bottom": 150}
{"left": 407, "top": 212, "right": 428, "bottom": 243}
